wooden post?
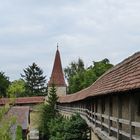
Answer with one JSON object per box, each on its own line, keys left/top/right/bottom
{"left": 101, "top": 98, "right": 103, "bottom": 130}
{"left": 91, "top": 99, "right": 94, "bottom": 122}
{"left": 94, "top": 100, "right": 97, "bottom": 127}
{"left": 117, "top": 95, "right": 122, "bottom": 140}
{"left": 90, "top": 99, "right": 93, "bottom": 122}
{"left": 108, "top": 96, "right": 111, "bottom": 136}
{"left": 129, "top": 94, "right": 135, "bottom": 140}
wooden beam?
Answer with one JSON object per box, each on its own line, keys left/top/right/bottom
{"left": 129, "top": 94, "right": 135, "bottom": 140}
{"left": 91, "top": 99, "right": 93, "bottom": 122}
{"left": 101, "top": 98, "right": 103, "bottom": 130}
{"left": 108, "top": 96, "right": 111, "bottom": 136}
{"left": 94, "top": 100, "right": 97, "bottom": 127}
{"left": 117, "top": 95, "right": 122, "bottom": 140}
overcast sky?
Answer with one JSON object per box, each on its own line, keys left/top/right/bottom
{"left": 0, "top": 0, "right": 140, "bottom": 81}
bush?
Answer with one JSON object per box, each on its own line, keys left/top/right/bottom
{"left": 16, "top": 125, "right": 22, "bottom": 140}
{"left": 48, "top": 114, "right": 89, "bottom": 140}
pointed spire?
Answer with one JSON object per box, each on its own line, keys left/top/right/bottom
{"left": 48, "top": 45, "right": 66, "bottom": 87}
{"left": 57, "top": 43, "right": 59, "bottom": 50}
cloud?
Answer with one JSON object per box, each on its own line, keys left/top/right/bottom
{"left": 0, "top": 0, "right": 139, "bottom": 81}
{"left": 0, "top": 25, "right": 44, "bottom": 35}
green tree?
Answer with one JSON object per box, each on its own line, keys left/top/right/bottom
{"left": 48, "top": 114, "right": 89, "bottom": 140}
{"left": 64, "top": 114, "right": 88, "bottom": 140}
{"left": 64, "top": 58, "right": 85, "bottom": 94}
{"left": 64, "top": 58, "right": 113, "bottom": 94}
{"left": 93, "top": 58, "right": 113, "bottom": 77}
{"left": 7, "top": 79, "right": 26, "bottom": 97}
{"left": 39, "top": 85, "right": 89, "bottom": 140}
{"left": 48, "top": 115, "right": 65, "bottom": 140}
{"left": 39, "top": 84, "right": 58, "bottom": 139}
{"left": 64, "top": 58, "right": 85, "bottom": 81}
{"left": 48, "top": 84, "right": 59, "bottom": 109}
{"left": 21, "top": 62, "right": 47, "bottom": 96}
{"left": 0, "top": 104, "right": 16, "bottom": 140}
{"left": 16, "top": 125, "right": 22, "bottom": 140}
{"left": 0, "top": 72, "right": 10, "bottom": 97}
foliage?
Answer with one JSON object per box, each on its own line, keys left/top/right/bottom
{"left": 64, "top": 114, "right": 88, "bottom": 140}
{"left": 39, "top": 84, "right": 88, "bottom": 140}
{"left": 16, "top": 125, "right": 22, "bottom": 140}
{"left": 64, "top": 58, "right": 85, "bottom": 81}
{"left": 39, "top": 104, "right": 54, "bottom": 139}
{"left": 48, "top": 115, "right": 65, "bottom": 140}
{"left": 0, "top": 104, "right": 16, "bottom": 140}
{"left": 48, "top": 84, "right": 59, "bottom": 109}
{"left": 48, "top": 114, "right": 89, "bottom": 140}
{"left": 39, "top": 85, "right": 58, "bottom": 139}
{"left": 7, "top": 79, "right": 26, "bottom": 97}
{"left": 0, "top": 72, "right": 10, "bottom": 97}
{"left": 64, "top": 58, "right": 113, "bottom": 94}
{"left": 21, "top": 62, "right": 47, "bottom": 96}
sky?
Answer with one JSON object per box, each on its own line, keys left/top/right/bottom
{"left": 0, "top": 0, "right": 140, "bottom": 81}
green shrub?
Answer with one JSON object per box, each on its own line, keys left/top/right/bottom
{"left": 16, "top": 125, "right": 22, "bottom": 140}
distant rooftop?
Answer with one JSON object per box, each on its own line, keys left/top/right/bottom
{"left": 7, "top": 106, "right": 30, "bottom": 130}
{"left": 0, "top": 96, "right": 45, "bottom": 105}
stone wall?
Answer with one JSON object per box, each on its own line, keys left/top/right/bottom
{"left": 48, "top": 86, "right": 66, "bottom": 96}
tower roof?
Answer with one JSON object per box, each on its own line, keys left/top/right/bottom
{"left": 48, "top": 46, "right": 66, "bottom": 87}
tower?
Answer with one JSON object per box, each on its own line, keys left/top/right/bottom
{"left": 48, "top": 45, "right": 66, "bottom": 96}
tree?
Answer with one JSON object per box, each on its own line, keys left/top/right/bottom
{"left": 39, "top": 84, "right": 58, "bottom": 139}
{"left": 64, "top": 58, "right": 113, "bottom": 94}
{"left": 64, "top": 58, "right": 85, "bottom": 81}
{"left": 0, "top": 72, "right": 10, "bottom": 97}
{"left": 48, "top": 116, "right": 65, "bottom": 140}
{"left": 39, "top": 85, "right": 89, "bottom": 140}
{"left": 16, "top": 125, "right": 22, "bottom": 140}
{"left": 93, "top": 58, "right": 113, "bottom": 77}
{"left": 64, "top": 114, "right": 88, "bottom": 140}
{"left": 21, "top": 63, "right": 47, "bottom": 96}
{"left": 64, "top": 58, "right": 85, "bottom": 94}
{"left": 48, "top": 114, "right": 89, "bottom": 140}
{"left": 48, "top": 84, "right": 59, "bottom": 109}
{"left": 7, "top": 79, "right": 26, "bottom": 97}
{"left": 0, "top": 104, "right": 16, "bottom": 140}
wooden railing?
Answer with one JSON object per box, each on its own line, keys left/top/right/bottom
{"left": 56, "top": 105, "right": 140, "bottom": 140}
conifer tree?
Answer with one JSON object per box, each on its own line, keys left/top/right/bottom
{"left": 0, "top": 72, "right": 10, "bottom": 97}
{"left": 48, "top": 83, "right": 58, "bottom": 108}
{"left": 39, "top": 84, "right": 58, "bottom": 139}
{"left": 21, "top": 62, "right": 47, "bottom": 96}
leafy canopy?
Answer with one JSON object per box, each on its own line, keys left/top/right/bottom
{"left": 64, "top": 58, "right": 113, "bottom": 94}
{"left": 7, "top": 79, "right": 26, "bottom": 97}
{"left": 48, "top": 114, "right": 89, "bottom": 140}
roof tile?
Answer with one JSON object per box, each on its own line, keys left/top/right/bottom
{"left": 0, "top": 96, "right": 45, "bottom": 105}
{"left": 48, "top": 48, "right": 66, "bottom": 86}
{"left": 58, "top": 52, "right": 140, "bottom": 103}
{"left": 7, "top": 106, "right": 30, "bottom": 130}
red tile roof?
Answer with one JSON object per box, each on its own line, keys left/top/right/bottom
{"left": 7, "top": 106, "right": 30, "bottom": 130}
{"left": 58, "top": 52, "right": 140, "bottom": 103}
{"left": 0, "top": 96, "right": 45, "bottom": 105}
{"left": 48, "top": 47, "right": 66, "bottom": 87}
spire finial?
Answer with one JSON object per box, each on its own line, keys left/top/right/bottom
{"left": 57, "top": 43, "right": 59, "bottom": 50}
